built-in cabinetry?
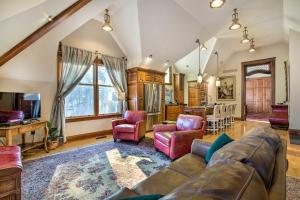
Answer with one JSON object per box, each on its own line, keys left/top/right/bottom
{"left": 188, "top": 81, "right": 208, "bottom": 106}
{"left": 127, "top": 67, "right": 165, "bottom": 122}
{"left": 173, "top": 73, "right": 185, "bottom": 104}
{"left": 165, "top": 105, "right": 183, "bottom": 121}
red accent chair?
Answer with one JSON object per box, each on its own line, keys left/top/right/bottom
{"left": 112, "top": 110, "right": 147, "bottom": 144}
{"left": 153, "top": 114, "right": 206, "bottom": 160}
{"left": 269, "top": 105, "right": 289, "bottom": 129}
{"left": 0, "top": 146, "right": 22, "bottom": 200}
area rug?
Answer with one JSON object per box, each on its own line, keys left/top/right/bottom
{"left": 289, "top": 131, "right": 300, "bottom": 145}
{"left": 287, "top": 176, "right": 300, "bottom": 200}
{"left": 22, "top": 138, "right": 171, "bottom": 200}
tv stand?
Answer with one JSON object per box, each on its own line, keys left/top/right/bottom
{"left": 0, "top": 120, "right": 49, "bottom": 153}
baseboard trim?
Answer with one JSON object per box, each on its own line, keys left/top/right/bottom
{"left": 289, "top": 129, "right": 300, "bottom": 135}
{"left": 67, "top": 129, "right": 112, "bottom": 141}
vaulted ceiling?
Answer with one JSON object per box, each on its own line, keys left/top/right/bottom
{"left": 0, "top": 0, "right": 296, "bottom": 76}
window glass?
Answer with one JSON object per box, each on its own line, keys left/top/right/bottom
{"left": 65, "top": 85, "right": 94, "bottom": 117}
{"left": 99, "top": 86, "right": 121, "bottom": 114}
{"left": 80, "top": 67, "right": 94, "bottom": 84}
{"left": 98, "top": 66, "right": 112, "bottom": 85}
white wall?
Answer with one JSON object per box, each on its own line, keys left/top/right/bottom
{"left": 62, "top": 19, "right": 125, "bottom": 137}
{"left": 289, "top": 29, "right": 300, "bottom": 130}
{"left": 214, "top": 42, "right": 288, "bottom": 118}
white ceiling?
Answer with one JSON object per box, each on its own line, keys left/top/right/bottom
{"left": 0, "top": 0, "right": 296, "bottom": 73}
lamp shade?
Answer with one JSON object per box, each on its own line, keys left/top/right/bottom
{"left": 210, "top": 0, "right": 225, "bottom": 8}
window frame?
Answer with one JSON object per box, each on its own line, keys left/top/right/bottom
{"left": 65, "top": 58, "right": 122, "bottom": 123}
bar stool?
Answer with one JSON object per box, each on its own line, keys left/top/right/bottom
{"left": 224, "top": 105, "right": 232, "bottom": 128}
{"left": 219, "top": 105, "right": 226, "bottom": 130}
{"left": 206, "top": 105, "right": 221, "bottom": 134}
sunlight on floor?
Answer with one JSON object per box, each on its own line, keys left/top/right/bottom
{"left": 106, "top": 148, "right": 151, "bottom": 188}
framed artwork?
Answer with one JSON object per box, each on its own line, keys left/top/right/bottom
{"left": 217, "top": 76, "right": 236, "bottom": 100}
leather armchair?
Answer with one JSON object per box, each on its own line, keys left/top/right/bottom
{"left": 112, "top": 110, "right": 147, "bottom": 144}
{"left": 153, "top": 114, "right": 206, "bottom": 160}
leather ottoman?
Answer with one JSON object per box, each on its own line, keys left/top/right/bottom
{"left": 0, "top": 146, "right": 22, "bottom": 200}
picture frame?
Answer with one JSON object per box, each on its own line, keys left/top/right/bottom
{"left": 217, "top": 75, "right": 236, "bottom": 100}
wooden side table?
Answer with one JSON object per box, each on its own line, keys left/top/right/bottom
{"left": 0, "top": 121, "right": 49, "bottom": 153}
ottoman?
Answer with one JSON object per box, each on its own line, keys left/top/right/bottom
{"left": 0, "top": 146, "right": 22, "bottom": 200}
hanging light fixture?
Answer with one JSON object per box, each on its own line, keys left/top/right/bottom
{"left": 240, "top": 27, "right": 250, "bottom": 43}
{"left": 102, "top": 9, "right": 113, "bottom": 32}
{"left": 196, "top": 39, "right": 206, "bottom": 84}
{"left": 214, "top": 51, "right": 221, "bottom": 87}
{"left": 209, "top": 0, "right": 225, "bottom": 8}
{"left": 229, "top": 8, "right": 242, "bottom": 30}
{"left": 249, "top": 38, "right": 256, "bottom": 52}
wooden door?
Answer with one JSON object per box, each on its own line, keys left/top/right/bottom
{"left": 246, "top": 77, "right": 272, "bottom": 114}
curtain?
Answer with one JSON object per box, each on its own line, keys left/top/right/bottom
{"left": 101, "top": 54, "right": 128, "bottom": 113}
{"left": 50, "top": 45, "right": 94, "bottom": 142}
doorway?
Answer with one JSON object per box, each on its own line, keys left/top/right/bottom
{"left": 241, "top": 58, "right": 276, "bottom": 121}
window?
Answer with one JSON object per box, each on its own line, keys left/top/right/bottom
{"left": 164, "top": 66, "right": 172, "bottom": 85}
{"left": 65, "top": 60, "right": 121, "bottom": 120}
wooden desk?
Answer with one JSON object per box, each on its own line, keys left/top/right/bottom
{"left": 0, "top": 121, "right": 49, "bottom": 153}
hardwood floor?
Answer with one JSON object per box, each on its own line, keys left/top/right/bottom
{"left": 23, "top": 120, "right": 300, "bottom": 179}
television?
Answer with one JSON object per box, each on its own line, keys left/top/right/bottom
{"left": 0, "top": 92, "right": 41, "bottom": 125}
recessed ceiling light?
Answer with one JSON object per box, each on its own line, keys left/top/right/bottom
{"left": 210, "top": 0, "right": 225, "bottom": 8}
{"left": 229, "top": 8, "right": 242, "bottom": 30}
{"left": 241, "top": 27, "right": 250, "bottom": 43}
{"left": 102, "top": 9, "right": 113, "bottom": 32}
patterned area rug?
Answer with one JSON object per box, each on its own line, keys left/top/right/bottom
{"left": 23, "top": 137, "right": 300, "bottom": 200}
{"left": 22, "top": 138, "right": 171, "bottom": 200}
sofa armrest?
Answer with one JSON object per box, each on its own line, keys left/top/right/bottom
{"left": 153, "top": 124, "right": 177, "bottom": 133}
{"left": 112, "top": 118, "right": 126, "bottom": 128}
{"left": 191, "top": 139, "right": 211, "bottom": 158}
{"left": 135, "top": 120, "right": 146, "bottom": 139}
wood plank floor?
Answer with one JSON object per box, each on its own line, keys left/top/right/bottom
{"left": 23, "top": 120, "right": 300, "bottom": 179}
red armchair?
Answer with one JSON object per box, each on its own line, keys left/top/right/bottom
{"left": 112, "top": 110, "right": 147, "bottom": 144}
{"left": 153, "top": 114, "right": 206, "bottom": 160}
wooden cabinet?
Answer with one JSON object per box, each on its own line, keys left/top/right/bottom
{"left": 188, "top": 81, "right": 208, "bottom": 106}
{"left": 173, "top": 73, "right": 185, "bottom": 104}
{"left": 127, "top": 67, "right": 165, "bottom": 112}
{"left": 165, "top": 105, "right": 183, "bottom": 121}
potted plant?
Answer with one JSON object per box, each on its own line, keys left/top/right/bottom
{"left": 47, "top": 122, "right": 63, "bottom": 150}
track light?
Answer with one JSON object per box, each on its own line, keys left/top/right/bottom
{"left": 47, "top": 15, "right": 53, "bottom": 22}
{"left": 210, "top": 0, "right": 225, "bottom": 8}
{"left": 249, "top": 38, "right": 256, "bottom": 52}
{"left": 102, "top": 9, "right": 113, "bottom": 32}
{"left": 241, "top": 27, "right": 250, "bottom": 43}
{"left": 229, "top": 8, "right": 242, "bottom": 30}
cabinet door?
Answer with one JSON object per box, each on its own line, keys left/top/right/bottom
{"left": 144, "top": 72, "right": 153, "bottom": 82}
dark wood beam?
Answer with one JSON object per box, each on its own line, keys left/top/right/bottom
{"left": 0, "top": 0, "right": 92, "bottom": 67}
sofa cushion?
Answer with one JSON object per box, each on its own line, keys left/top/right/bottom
{"left": 207, "top": 128, "right": 280, "bottom": 190}
{"left": 204, "top": 133, "right": 233, "bottom": 162}
{"left": 161, "top": 161, "right": 268, "bottom": 200}
{"left": 115, "top": 124, "right": 135, "bottom": 133}
{"left": 168, "top": 153, "right": 206, "bottom": 178}
{"left": 133, "top": 168, "right": 189, "bottom": 195}
{"left": 154, "top": 132, "right": 172, "bottom": 146}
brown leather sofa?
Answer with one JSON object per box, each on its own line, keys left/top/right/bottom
{"left": 107, "top": 127, "right": 287, "bottom": 200}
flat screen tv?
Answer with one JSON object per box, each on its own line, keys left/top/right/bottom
{"left": 0, "top": 92, "right": 41, "bottom": 125}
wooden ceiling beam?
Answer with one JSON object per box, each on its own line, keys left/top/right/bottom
{"left": 0, "top": 0, "right": 92, "bottom": 67}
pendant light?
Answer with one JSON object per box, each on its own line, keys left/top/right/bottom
{"left": 196, "top": 39, "right": 206, "bottom": 84}
{"left": 249, "top": 38, "right": 256, "bottom": 52}
{"left": 215, "top": 51, "right": 221, "bottom": 87}
{"left": 210, "top": 0, "right": 225, "bottom": 8}
{"left": 229, "top": 8, "right": 242, "bottom": 30}
{"left": 102, "top": 9, "right": 113, "bottom": 32}
{"left": 240, "top": 27, "right": 250, "bottom": 43}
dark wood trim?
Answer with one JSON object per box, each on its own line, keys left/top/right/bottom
{"left": 66, "top": 129, "right": 112, "bottom": 141}
{"left": 66, "top": 114, "right": 122, "bottom": 123}
{"left": 241, "top": 57, "right": 276, "bottom": 120}
{"left": 0, "top": 0, "right": 92, "bottom": 66}
{"left": 57, "top": 42, "right": 63, "bottom": 85}
{"left": 127, "top": 67, "right": 165, "bottom": 75}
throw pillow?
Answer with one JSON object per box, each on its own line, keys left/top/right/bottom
{"left": 205, "top": 133, "right": 233, "bottom": 162}
{"left": 121, "top": 194, "right": 164, "bottom": 200}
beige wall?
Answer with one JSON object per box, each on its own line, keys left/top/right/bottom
{"left": 289, "top": 29, "right": 300, "bottom": 130}
{"left": 0, "top": 19, "right": 125, "bottom": 144}
{"left": 208, "top": 42, "right": 288, "bottom": 117}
